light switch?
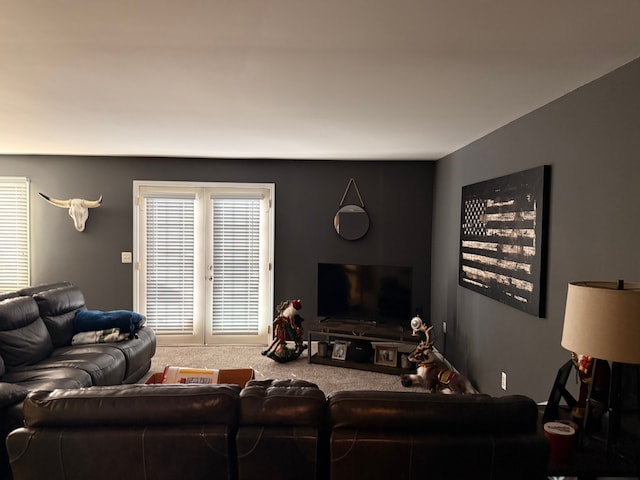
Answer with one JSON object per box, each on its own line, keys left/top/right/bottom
{"left": 121, "top": 252, "right": 132, "bottom": 264}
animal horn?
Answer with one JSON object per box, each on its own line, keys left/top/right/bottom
{"left": 425, "top": 325, "right": 434, "bottom": 347}
{"left": 82, "top": 196, "right": 103, "bottom": 208}
{"left": 39, "top": 193, "right": 71, "bottom": 208}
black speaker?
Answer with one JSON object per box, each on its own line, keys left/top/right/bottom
{"left": 348, "top": 339, "right": 373, "bottom": 363}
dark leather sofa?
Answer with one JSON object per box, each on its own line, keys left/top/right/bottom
{"left": 6, "top": 379, "right": 549, "bottom": 480}
{"left": 0, "top": 282, "right": 156, "bottom": 479}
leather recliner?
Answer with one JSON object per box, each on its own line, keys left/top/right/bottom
{"left": 327, "top": 390, "right": 549, "bottom": 480}
{"left": 7, "top": 384, "right": 241, "bottom": 480}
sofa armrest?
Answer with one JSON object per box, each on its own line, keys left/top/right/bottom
{"left": 0, "top": 382, "right": 29, "bottom": 409}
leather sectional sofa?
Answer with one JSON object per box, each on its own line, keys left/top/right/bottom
{"left": 6, "top": 379, "right": 550, "bottom": 480}
{"left": 0, "top": 282, "right": 156, "bottom": 479}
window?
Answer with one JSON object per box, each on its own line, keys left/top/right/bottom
{"left": 0, "top": 177, "right": 30, "bottom": 292}
{"left": 143, "top": 192, "right": 197, "bottom": 336}
{"left": 211, "top": 195, "right": 262, "bottom": 335}
{"left": 133, "top": 181, "right": 274, "bottom": 346}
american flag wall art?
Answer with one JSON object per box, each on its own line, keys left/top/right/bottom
{"left": 459, "top": 166, "right": 550, "bottom": 317}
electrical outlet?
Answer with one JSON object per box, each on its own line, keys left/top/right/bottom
{"left": 501, "top": 371, "right": 507, "bottom": 390}
{"left": 121, "top": 252, "right": 132, "bottom": 264}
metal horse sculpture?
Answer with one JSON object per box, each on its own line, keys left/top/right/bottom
{"left": 261, "top": 299, "right": 307, "bottom": 363}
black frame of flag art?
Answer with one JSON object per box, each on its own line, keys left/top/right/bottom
{"left": 459, "top": 165, "right": 551, "bottom": 317}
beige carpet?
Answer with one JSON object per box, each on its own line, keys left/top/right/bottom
{"left": 147, "top": 344, "right": 425, "bottom": 395}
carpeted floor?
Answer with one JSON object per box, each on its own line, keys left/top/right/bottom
{"left": 146, "top": 344, "right": 425, "bottom": 395}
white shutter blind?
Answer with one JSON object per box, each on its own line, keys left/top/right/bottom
{"left": 211, "top": 196, "right": 261, "bottom": 334}
{"left": 0, "top": 177, "right": 29, "bottom": 292}
{"left": 144, "top": 194, "right": 196, "bottom": 334}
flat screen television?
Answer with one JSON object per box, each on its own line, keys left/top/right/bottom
{"left": 317, "top": 263, "right": 412, "bottom": 325}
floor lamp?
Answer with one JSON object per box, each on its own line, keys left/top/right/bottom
{"left": 559, "top": 280, "right": 640, "bottom": 459}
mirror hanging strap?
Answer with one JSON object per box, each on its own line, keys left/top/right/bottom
{"left": 339, "top": 178, "right": 365, "bottom": 208}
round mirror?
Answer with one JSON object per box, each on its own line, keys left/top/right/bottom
{"left": 333, "top": 205, "right": 370, "bottom": 240}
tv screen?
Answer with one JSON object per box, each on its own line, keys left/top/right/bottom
{"left": 317, "top": 263, "right": 412, "bottom": 324}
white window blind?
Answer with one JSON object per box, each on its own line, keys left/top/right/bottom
{"left": 211, "top": 196, "right": 261, "bottom": 335}
{"left": 144, "top": 194, "right": 196, "bottom": 334}
{"left": 0, "top": 177, "right": 30, "bottom": 292}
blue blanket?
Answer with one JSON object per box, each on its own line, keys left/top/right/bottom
{"left": 73, "top": 310, "right": 146, "bottom": 336}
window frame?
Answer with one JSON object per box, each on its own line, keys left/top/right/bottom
{"left": 132, "top": 180, "right": 274, "bottom": 346}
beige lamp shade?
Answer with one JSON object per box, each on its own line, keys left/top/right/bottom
{"left": 561, "top": 281, "right": 640, "bottom": 364}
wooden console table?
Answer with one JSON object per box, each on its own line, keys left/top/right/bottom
{"left": 307, "top": 320, "right": 419, "bottom": 375}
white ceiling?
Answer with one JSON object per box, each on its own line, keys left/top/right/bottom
{"left": 2, "top": 1, "right": 640, "bottom": 161}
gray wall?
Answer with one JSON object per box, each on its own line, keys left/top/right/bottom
{"left": 0, "top": 157, "right": 434, "bottom": 331}
{"left": 432, "top": 57, "right": 640, "bottom": 400}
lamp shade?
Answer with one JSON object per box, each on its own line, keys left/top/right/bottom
{"left": 561, "top": 281, "right": 640, "bottom": 364}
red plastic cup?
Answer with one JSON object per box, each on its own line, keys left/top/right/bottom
{"left": 544, "top": 421, "right": 576, "bottom": 464}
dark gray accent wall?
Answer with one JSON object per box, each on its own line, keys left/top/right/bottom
{"left": 432, "top": 57, "right": 640, "bottom": 400}
{"left": 0, "top": 157, "right": 434, "bottom": 332}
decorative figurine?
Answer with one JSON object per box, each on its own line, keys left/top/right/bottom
{"left": 401, "top": 323, "right": 476, "bottom": 394}
{"left": 262, "top": 299, "right": 307, "bottom": 363}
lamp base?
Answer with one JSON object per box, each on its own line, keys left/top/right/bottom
{"left": 605, "top": 362, "right": 640, "bottom": 463}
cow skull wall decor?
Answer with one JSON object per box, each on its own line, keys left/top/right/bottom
{"left": 39, "top": 193, "right": 103, "bottom": 232}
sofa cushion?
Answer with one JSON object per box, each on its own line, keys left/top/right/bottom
{"left": 0, "top": 366, "right": 93, "bottom": 391}
{"left": 0, "top": 297, "right": 53, "bottom": 368}
{"left": 32, "top": 345, "right": 127, "bottom": 386}
{"left": 34, "top": 285, "right": 86, "bottom": 348}
{"left": 83, "top": 327, "right": 156, "bottom": 383}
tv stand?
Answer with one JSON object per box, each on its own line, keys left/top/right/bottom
{"left": 307, "top": 319, "right": 418, "bottom": 375}
{"left": 319, "top": 317, "right": 378, "bottom": 326}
